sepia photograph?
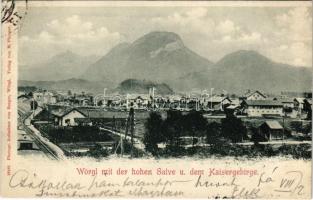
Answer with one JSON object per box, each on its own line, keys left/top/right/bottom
{"left": 16, "top": 4, "right": 312, "bottom": 160}
{"left": 1, "top": 0, "right": 312, "bottom": 198}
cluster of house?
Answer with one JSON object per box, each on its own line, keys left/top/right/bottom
{"left": 239, "top": 90, "right": 312, "bottom": 118}
{"left": 18, "top": 90, "right": 57, "bottom": 106}
{"left": 104, "top": 94, "right": 234, "bottom": 111}
{"left": 18, "top": 90, "right": 94, "bottom": 107}
{"left": 97, "top": 90, "right": 311, "bottom": 119}
{"left": 32, "top": 104, "right": 151, "bottom": 127}
{"left": 32, "top": 105, "right": 308, "bottom": 142}
{"left": 19, "top": 89, "right": 311, "bottom": 143}
{"left": 19, "top": 88, "right": 312, "bottom": 120}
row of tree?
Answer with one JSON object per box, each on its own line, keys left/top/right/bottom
{"left": 143, "top": 110, "right": 247, "bottom": 155}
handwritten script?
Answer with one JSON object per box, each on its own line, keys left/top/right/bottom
{"left": 9, "top": 169, "right": 189, "bottom": 198}
{"left": 8, "top": 167, "right": 307, "bottom": 198}
{"left": 2, "top": 0, "right": 27, "bottom": 27}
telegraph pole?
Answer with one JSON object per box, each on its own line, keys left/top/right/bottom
{"left": 103, "top": 88, "right": 107, "bottom": 108}
{"left": 282, "top": 115, "right": 285, "bottom": 142}
{"left": 126, "top": 94, "right": 129, "bottom": 110}
{"left": 129, "top": 104, "right": 135, "bottom": 158}
{"left": 152, "top": 87, "right": 155, "bottom": 111}
{"left": 120, "top": 133, "right": 124, "bottom": 156}
{"left": 282, "top": 112, "right": 287, "bottom": 143}
{"left": 31, "top": 98, "right": 36, "bottom": 118}
{"left": 210, "top": 88, "right": 214, "bottom": 110}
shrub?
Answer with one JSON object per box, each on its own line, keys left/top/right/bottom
{"left": 221, "top": 116, "right": 247, "bottom": 143}
{"left": 143, "top": 112, "right": 164, "bottom": 155}
{"left": 35, "top": 124, "right": 113, "bottom": 143}
{"left": 262, "top": 145, "right": 276, "bottom": 157}
{"left": 86, "top": 143, "right": 109, "bottom": 158}
{"left": 206, "top": 122, "right": 221, "bottom": 144}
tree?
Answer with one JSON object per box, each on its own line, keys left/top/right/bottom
{"left": 303, "top": 122, "right": 312, "bottom": 135}
{"left": 97, "top": 100, "right": 103, "bottom": 107}
{"left": 183, "top": 111, "right": 207, "bottom": 145}
{"left": 290, "top": 121, "right": 304, "bottom": 133}
{"left": 27, "top": 91, "right": 33, "bottom": 98}
{"left": 206, "top": 122, "right": 221, "bottom": 144}
{"left": 303, "top": 99, "right": 312, "bottom": 120}
{"left": 291, "top": 121, "right": 312, "bottom": 135}
{"left": 143, "top": 112, "right": 164, "bottom": 155}
{"left": 221, "top": 115, "right": 247, "bottom": 143}
{"left": 87, "top": 143, "right": 109, "bottom": 158}
{"left": 163, "top": 110, "right": 183, "bottom": 147}
{"left": 67, "top": 90, "right": 72, "bottom": 96}
{"left": 251, "top": 127, "right": 266, "bottom": 144}
{"left": 30, "top": 100, "right": 38, "bottom": 110}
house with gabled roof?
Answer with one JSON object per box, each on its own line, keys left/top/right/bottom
{"left": 243, "top": 90, "right": 267, "bottom": 101}
{"left": 241, "top": 99, "right": 283, "bottom": 117}
{"left": 294, "top": 98, "right": 306, "bottom": 111}
{"left": 278, "top": 98, "right": 294, "bottom": 108}
{"left": 259, "top": 121, "right": 284, "bottom": 140}
{"left": 274, "top": 97, "right": 297, "bottom": 118}
{"left": 206, "top": 96, "right": 232, "bottom": 111}
{"left": 33, "top": 90, "right": 57, "bottom": 105}
{"left": 294, "top": 98, "right": 312, "bottom": 118}
{"left": 51, "top": 108, "right": 87, "bottom": 126}
{"left": 35, "top": 106, "right": 115, "bottom": 126}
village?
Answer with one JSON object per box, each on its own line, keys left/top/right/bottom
{"left": 17, "top": 86, "right": 312, "bottom": 159}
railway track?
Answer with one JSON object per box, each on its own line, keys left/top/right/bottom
{"left": 100, "top": 126, "right": 145, "bottom": 150}
{"left": 18, "top": 109, "right": 60, "bottom": 160}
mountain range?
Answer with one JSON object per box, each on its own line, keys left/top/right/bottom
{"left": 19, "top": 51, "right": 98, "bottom": 81}
{"left": 19, "top": 31, "right": 312, "bottom": 94}
{"left": 19, "top": 78, "right": 104, "bottom": 94}
{"left": 80, "top": 31, "right": 213, "bottom": 84}
{"left": 19, "top": 78, "right": 174, "bottom": 95}
{"left": 173, "top": 50, "right": 312, "bottom": 93}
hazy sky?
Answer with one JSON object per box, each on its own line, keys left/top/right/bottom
{"left": 18, "top": 3, "right": 312, "bottom": 67}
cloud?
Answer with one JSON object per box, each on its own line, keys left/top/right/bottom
{"left": 271, "top": 7, "right": 312, "bottom": 66}
{"left": 216, "top": 20, "right": 240, "bottom": 35}
{"left": 38, "top": 31, "right": 55, "bottom": 42}
{"left": 150, "top": 7, "right": 312, "bottom": 67}
{"left": 19, "top": 15, "right": 122, "bottom": 64}
{"left": 186, "top": 7, "right": 208, "bottom": 18}
{"left": 276, "top": 7, "right": 312, "bottom": 42}
{"left": 151, "top": 9, "right": 266, "bottom": 53}
{"left": 151, "top": 8, "right": 215, "bottom": 37}
{"left": 289, "top": 42, "right": 312, "bottom": 66}
{"left": 240, "top": 32, "right": 262, "bottom": 43}
{"left": 293, "top": 58, "right": 306, "bottom": 66}
{"left": 278, "top": 45, "right": 288, "bottom": 51}
{"left": 19, "top": 7, "right": 312, "bottom": 67}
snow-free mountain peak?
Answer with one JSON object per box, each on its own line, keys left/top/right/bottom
{"left": 216, "top": 49, "right": 272, "bottom": 68}
{"left": 80, "top": 31, "right": 213, "bottom": 83}
{"left": 19, "top": 51, "right": 97, "bottom": 81}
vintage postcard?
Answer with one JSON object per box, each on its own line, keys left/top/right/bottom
{"left": 0, "top": 0, "right": 312, "bottom": 198}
